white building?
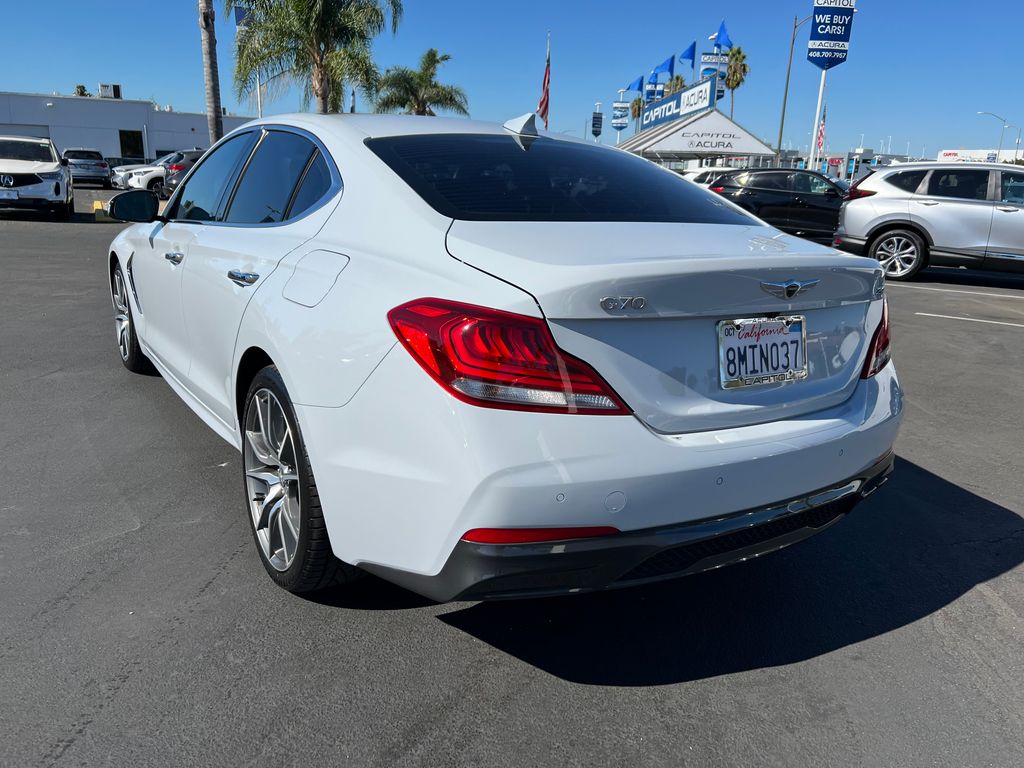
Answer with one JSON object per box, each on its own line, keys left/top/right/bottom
{"left": 0, "top": 90, "right": 254, "bottom": 159}
{"left": 936, "top": 148, "right": 1022, "bottom": 163}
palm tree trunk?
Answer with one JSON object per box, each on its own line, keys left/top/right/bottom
{"left": 730, "top": 90, "right": 735, "bottom": 119}
{"left": 312, "top": 62, "right": 329, "bottom": 114}
{"left": 198, "top": 0, "right": 223, "bottom": 144}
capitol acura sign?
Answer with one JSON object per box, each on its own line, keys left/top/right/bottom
{"left": 635, "top": 109, "right": 776, "bottom": 157}
{"left": 640, "top": 77, "right": 717, "bottom": 131}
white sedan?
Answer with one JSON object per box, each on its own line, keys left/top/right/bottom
{"left": 106, "top": 113, "right": 902, "bottom": 600}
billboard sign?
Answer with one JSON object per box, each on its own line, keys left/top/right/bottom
{"left": 640, "top": 78, "right": 716, "bottom": 132}
{"left": 592, "top": 111, "right": 604, "bottom": 138}
{"left": 807, "top": 0, "right": 856, "bottom": 70}
{"left": 611, "top": 101, "right": 630, "bottom": 131}
{"left": 700, "top": 53, "right": 728, "bottom": 100}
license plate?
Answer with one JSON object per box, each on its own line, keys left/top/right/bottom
{"left": 0, "top": 189, "right": 18, "bottom": 200}
{"left": 718, "top": 315, "right": 808, "bottom": 389}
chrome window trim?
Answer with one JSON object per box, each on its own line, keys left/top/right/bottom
{"left": 166, "top": 123, "right": 343, "bottom": 230}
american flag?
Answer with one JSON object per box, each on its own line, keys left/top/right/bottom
{"left": 816, "top": 105, "right": 827, "bottom": 154}
{"left": 536, "top": 33, "right": 550, "bottom": 129}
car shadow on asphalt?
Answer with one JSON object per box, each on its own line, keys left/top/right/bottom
{"left": 437, "top": 458, "right": 1024, "bottom": 686}
{"left": 914, "top": 267, "right": 1024, "bottom": 291}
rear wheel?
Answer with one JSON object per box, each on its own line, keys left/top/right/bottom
{"left": 242, "top": 366, "right": 362, "bottom": 593}
{"left": 147, "top": 178, "right": 163, "bottom": 196}
{"left": 870, "top": 228, "right": 926, "bottom": 280}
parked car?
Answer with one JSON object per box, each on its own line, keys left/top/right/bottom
{"left": 62, "top": 148, "right": 112, "bottom": 188}
{"left": 0, "top": 135, "right": 74, "bottom": 219}
{"left": 105, "top": 114, "right": 901, "bottom": 601}
{"left": 683, "top": 168, "right": 729, "bottom": 188}
{"left": 709, "top": 168, "right": 847, "bottom": 244}
{"left": 833, "top": 162, "right": 1024, "bottom": 279}
{"left": 111, "top": 155, "right": 169, "bottom": 189}
{"left": 157, "top": 149, "right": 204, "bottom": 199}
{"left": 123, "top": 149, "right": 204, "bottom": 196}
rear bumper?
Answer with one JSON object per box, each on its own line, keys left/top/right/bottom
{"left": 833, "top": 234, "right": 868, "bottom": 256}
{"left": 363, "top": 451, "right": 895, "bottom": 601}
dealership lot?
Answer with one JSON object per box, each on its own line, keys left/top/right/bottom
{"left": 1, "top": 214, "right": 1022, "bottom": 767}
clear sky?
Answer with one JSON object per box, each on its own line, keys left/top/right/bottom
{"left": 3, "top": 0, "right": 1022, "bottom": 157}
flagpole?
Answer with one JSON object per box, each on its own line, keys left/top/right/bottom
{"left": 809, "top": 69, "right": 826, "bottom": 168}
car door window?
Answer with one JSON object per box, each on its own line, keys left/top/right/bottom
{"left": 225, "top": 131, "right": 317, "bottom": 224}
{"left": 999, "top": 171, "right": 1024, "bottom": 204}
{"left": 170, "top": 133, "right": 255, "bottom": 222}
{"left": 286, "top": 151, "right": 334, "bottom": 219}
{"left": 800, "top": 174, "right": 834, "bottom": 194}
{"left": 927, "top": 169, "right": 989, "bottom": 201}
{"left": 748, "top": 172, "right": 792, "bottom": 191}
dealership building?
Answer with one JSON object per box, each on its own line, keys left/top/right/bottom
{"left": 0, "top": 89, "right": 253, "bottom": 159}
{"left": 936, "top": 148, "right": 1022, "bottom": 163}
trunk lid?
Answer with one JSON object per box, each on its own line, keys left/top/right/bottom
{"left": 446, "top": 221, "right": 884, "bottom": 433}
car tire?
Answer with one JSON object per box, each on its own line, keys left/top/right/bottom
{"left": 52, "top": 200, "right": 72, "bottom": 221}
{"left": 102, "top": 180, "right": 112, "bottom": 189}
{"left": 869, "top": 228, "right": 927, "bottom": 281}
{"left": 147, "top": 179, "right": 163, "bottom": 195}
{"left": 242, "top": 366, "right": 363, "bottom": 594}
{"left": 111, "top": 263, "right": 156, "bottom": 374}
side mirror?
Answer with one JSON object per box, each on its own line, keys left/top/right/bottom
{"left": 108, "top": 190, "right": 160, "bottom": 223}
{"left": 824, "top": 188, "right": 840, "bottom": 198}
{"left": 60, "top": 157, "right": 69, "bottom": 167}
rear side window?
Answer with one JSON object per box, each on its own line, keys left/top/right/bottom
{"left": 927, "top": 169, "right": 989, "bottom": 201}
{"left": 366, "top": 134, "right": 753, "bottom": 224}
{"left": 287, "top": 151, "right": 334, "bottom": 219}
{"left": 172, "top": 133, "right": 255, "bottom": 222}
{"left": 225, "top": 131, "right": 316, "bottom": 224}
{"left": 1001, "top": 171, "right": 1024, "bottom": 204}
{"left": 747, "top": 172, "right": 791, "bottom": 191}
{"left": 885, "top": 170, "right": 927, "bottom": 193}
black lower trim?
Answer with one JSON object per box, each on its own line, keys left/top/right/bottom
{"left": 833, "top": 235, "right": 868, "bottom": 256}
{"left": 362, "top": 452, "right": 896, "bottom": 602}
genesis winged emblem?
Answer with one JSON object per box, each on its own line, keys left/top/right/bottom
{"left": 760, "top": 278, "right": 820, "bottom": 300}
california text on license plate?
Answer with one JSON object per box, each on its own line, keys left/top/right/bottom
{"left": 718, "top": 316, "right": 808, "bottom": 390}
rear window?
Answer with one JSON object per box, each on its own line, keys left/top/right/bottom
{"left": 885, "top": 170, "right": 927, "bottom": 193}
{"left": 64, "top": 150, "right": 103, "bottom": 160}
{"left": 366, "top": 134, "right": 753, "bottom": 224}
{"left": 0, "top": 140, "right": 55, "bottom": 163}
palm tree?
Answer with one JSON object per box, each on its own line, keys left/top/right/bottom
{"left": 199, "top": 0, "right": 224, "bottom": 142}
{"left": 725, "top": 46, "right": 750, "bottom": 120}
{"left": 665, "top": 74, "right": 687, "bottom": 96}
{"left": 630, "top": 96, "right": 644, "bottom": 132}
{"left": 373, "top": 49, "right": 468, "bottom": 116}
{"left": 232, "top": 0, "right": 402, "bottom": 114}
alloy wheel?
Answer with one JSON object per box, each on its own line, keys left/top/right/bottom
{"left": 875, "top": 235, "right": 919, "bottom": 277}
{"left": 112, "top": 269, "right": 131, "bottom": 361}
{"left": 244, "top": 389, "right": 301, "bottom": 572}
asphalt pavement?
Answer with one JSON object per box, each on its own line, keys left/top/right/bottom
{"left": 1, "top": 203, "right": 1022, "bottom": 767}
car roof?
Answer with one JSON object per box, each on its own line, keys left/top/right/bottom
{"left": 873, "top": 161, "right": 1009, "bottom": 172}
{"left": 0, "top": 135, "right": 52, "bottom": 143}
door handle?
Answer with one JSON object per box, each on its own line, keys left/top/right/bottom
{"left": 996, "top": 205, "right": 1020, "bottom": 212}
{"left": 916, "top": 200, "right": 940, "bottom": 206}
{"left": 227, "top": 269, "right": 260, "bottom": 286}
{"left": 164, "top": 251, "right": 184, "bottom": 265}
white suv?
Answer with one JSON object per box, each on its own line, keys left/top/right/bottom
{"left": 0, "top": 136, "right": 74, "bottom": 219}
{"left": 833, "top": 162, "right": 1024, "bottom": 280}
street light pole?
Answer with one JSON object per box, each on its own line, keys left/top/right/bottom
{"left": 978, "top": 111, "right": 1008, "bottom": 159}
{"left": 775, "top": 15, "right": 811, "bottom": 167}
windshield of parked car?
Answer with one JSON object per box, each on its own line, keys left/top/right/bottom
{"left": 366, "top": 134, "right": 755, "bottom": 224}
{"left": 0, "top": 140, "right": 56, "bottom": 163}
{"left": 64, "top": 150, "right": 104, "bottom": 160}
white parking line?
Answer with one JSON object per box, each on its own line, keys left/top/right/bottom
{"left": 915, "top": 312, "right": 1024, "bottom": 328}
{"left": 888, "top": 284, "right": 1024, "bottom": 301}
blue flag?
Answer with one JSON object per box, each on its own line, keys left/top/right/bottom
{"left": 648, "top": 55, "right": 674, "bottom": 83}
{"left": 679, "top": 41, "right": 696, "bottom": 63}
{"left": 623, "top": 75, "right": 644, "bottom": 92}
{"left": 711, "top": 20, "right": 732, "bottom": 49}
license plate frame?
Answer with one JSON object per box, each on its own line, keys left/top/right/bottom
{"left": 717, "top": 315, "right": 808, "bottom": 390}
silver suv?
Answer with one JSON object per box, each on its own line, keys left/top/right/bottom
{"left": 833, "top": 162, "right": 1024, "bottom": 280}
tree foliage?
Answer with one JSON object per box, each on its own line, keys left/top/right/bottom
{"left": 373, "top": 48, "right": 468, "bottom": 116}
{"left": 725, "top": 46, "right": 750, "bottom": 119}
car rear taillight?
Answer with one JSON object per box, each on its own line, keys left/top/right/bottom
{"left": 388, "top": 298, "right": 630, "bottom": 414}
{"left": 847, "top": 177, "right": 876, "bottom": 200}
{"left": 98, "top": 162, "right": 108, "bottom": 169}
{"left": 861, "top": 298, "right": 891, "bottom": 378}
{"left": 709, "top": 185, "right": 726, "bottom": 193}
{"left": 462, "top": 526, "right": 620, "bottom": 544}
{"left": 167, "top": 163, "right": 185, "bottom": 173}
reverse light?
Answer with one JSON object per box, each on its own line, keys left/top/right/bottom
{"left": 861, "top": 298, "right": 891, "bottom": 378}
{"left": 462, "top": 526, "right": 620, "bottom": 544}
{"left": 388, "top": 298, "right": 629, "bottom": 414}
